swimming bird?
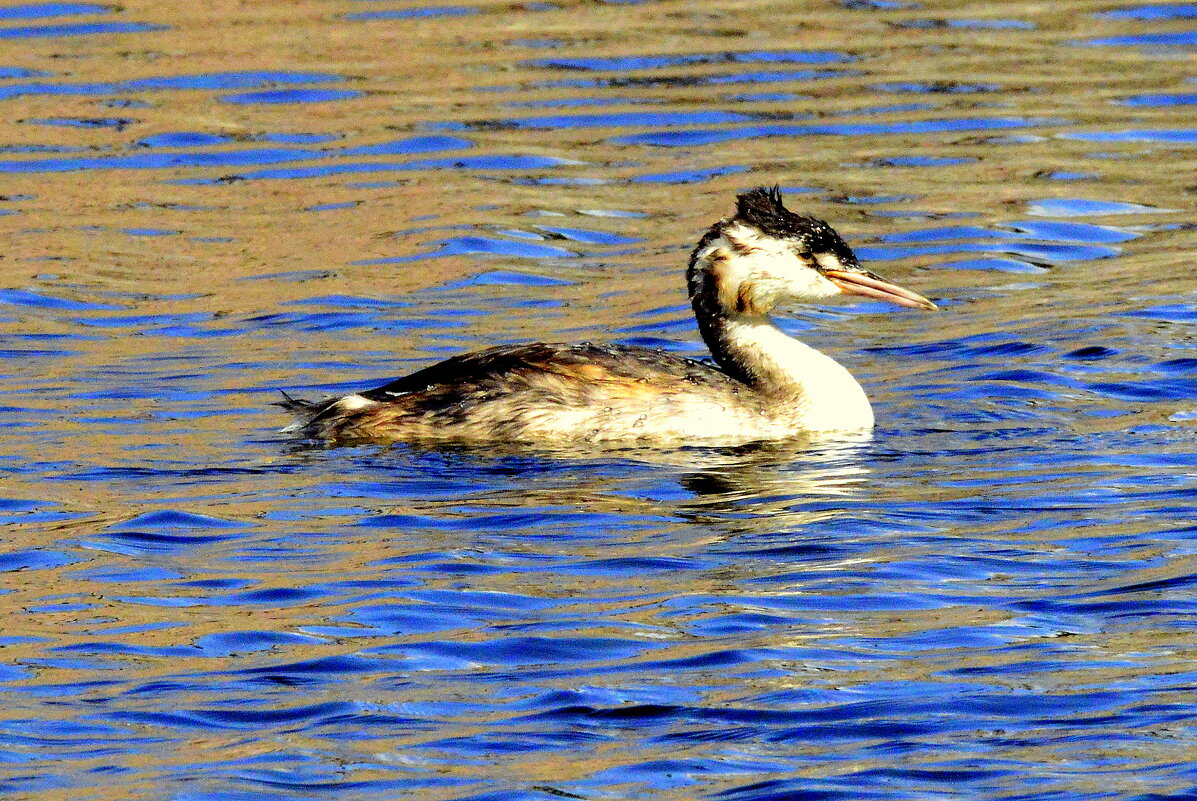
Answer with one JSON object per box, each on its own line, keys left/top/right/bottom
{"left": 278, "top": 186, "right": 936, "bottom": 444}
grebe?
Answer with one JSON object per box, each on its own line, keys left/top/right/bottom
{"left": 279, "top": 187, "right": 936, "bottom": 444}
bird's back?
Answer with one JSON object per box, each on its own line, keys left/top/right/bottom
{"left": 287, "top": 342, "right": 789, "bottom": 443}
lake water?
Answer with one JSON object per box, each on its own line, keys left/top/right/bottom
{"left": 4, "top": 1, "right": 1197, "bottom": 799}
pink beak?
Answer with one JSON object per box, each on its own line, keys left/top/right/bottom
{"left": 823, "top": 269, "right": 937, "bottom": 311}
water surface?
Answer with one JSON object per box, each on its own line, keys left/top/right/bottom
{"left": 3, "top": 1, "right": 1197, "bottom": 799}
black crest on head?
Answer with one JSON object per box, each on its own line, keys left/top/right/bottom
{"left": 733, "top": 186, "right": 813, "bottom": 238}
{"left": 732, "top": 186, "right": 858, "bottom": 263}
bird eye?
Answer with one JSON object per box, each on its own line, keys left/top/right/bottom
{"left": 796, "top": 249, "right": 814, "bottom": 260}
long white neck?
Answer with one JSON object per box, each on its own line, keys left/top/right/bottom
{"left": 709, "top": 314, "right": 874, "bottom": 431}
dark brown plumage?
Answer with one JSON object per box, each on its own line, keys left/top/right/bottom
{"left": 279, "top": 342, "right": 752, "bottom": 442}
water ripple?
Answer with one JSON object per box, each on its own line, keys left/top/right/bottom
{"left": 4, "top": 2, "right": 1197, "bottom": 800}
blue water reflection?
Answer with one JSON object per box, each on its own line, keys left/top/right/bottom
{"left": 1098, "top": 3, "right": 1197, "bottom": 18}
{"left": 0, "top": 70, "right": 350, "bottom": 100}
{"left": 613, "top": 116, "right": 1055, "bottom": 146}
{"left": 1064, "top": 129, "right": 1197, "bottom": 145}
{"left": 347, "top": 6, "right": 480, "bottom": 20}
{"left": 0, "top": 3, "right": 110, "bottom": 19}
{"left": 1080, "top": 31, "right": 1197, "bottom": 47}
{"left": 0, "top": 134, "right": 476, "bottom": 174}
{"left": 222, "top": 88, "right": 364, "bottom": 104}
{"left": 0, "top": 21, "right": 166, "bottom": 38}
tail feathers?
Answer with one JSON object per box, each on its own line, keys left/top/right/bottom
{"left": 273, "top": 390, "right": 338, "bottom": 435}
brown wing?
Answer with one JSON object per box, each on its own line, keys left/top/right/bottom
{"left": 358, "top": 342, "right": 741, "bottom": 406}
{"left": 284, "top": 342, "right": 751, "bottom": 441}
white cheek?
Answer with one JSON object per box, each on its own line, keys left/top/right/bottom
{"left": 716, "top": 225, "right": 845, "bottom": 304}
{"left": 736, "top": 246, "right": 841, "bottom": 302}
{"left": 782, "top": 269, "right": 842, "bottom": 300}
